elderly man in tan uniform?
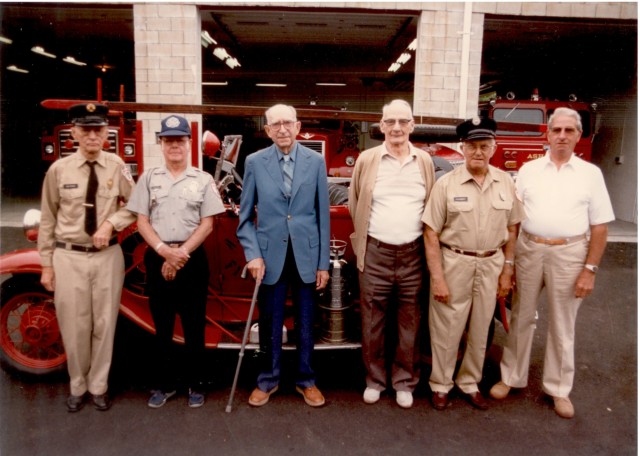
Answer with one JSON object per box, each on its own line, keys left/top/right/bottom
{"left": 349, "top": 99, "right": 435, "bottom": 409}
{"left": 38, "top": 103, "right": 136, "bottom": 412}
{"left": 424, "top": 117, "right": 524, "bottom": 411}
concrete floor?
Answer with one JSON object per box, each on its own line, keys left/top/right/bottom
{"left": 0, "top": 226, "right": 636, "bottom": 455}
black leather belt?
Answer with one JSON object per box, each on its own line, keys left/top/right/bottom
{"left": 367, "top": 235, "right": 422, "bottom": 251}
{"left": 441, "top": 243, "right": 498, "bottom": 258}
{"left": 55, "top": 237, "right": 118, "bottom": 253}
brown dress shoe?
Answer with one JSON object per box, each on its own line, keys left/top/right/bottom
{"left": 248, "top": 385, "right": 278, "bottom": 407}
{"left": 553, "top": 397, "right": 575, "bottom": 419}
{"left": 432, "top": 392, "right": 449, "bottom": 411}
{"left": 296, "top": 385, "right": 325, "bottom": 407}
{"left": 92, "top": 393, "right": 112, "bottom": 411}
{"left": 489, "top": 381, "right": 511, "bottom": 400}
{"left": 461, "top": 391, "right": 489, "bottom": 410}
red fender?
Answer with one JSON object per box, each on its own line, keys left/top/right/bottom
{"left": 0, "top": 248, "right": 43, "bottom": 275}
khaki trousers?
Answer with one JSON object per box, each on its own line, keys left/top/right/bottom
{"left": 53, "top": 245, "right": 124, "bottom": 396}
{"left": 429, "top": 247, "right": 503, "bottom": 394}
{"left": 499, "top": 235, "right": 588, "bottom": 398}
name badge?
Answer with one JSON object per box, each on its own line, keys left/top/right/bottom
{"left": 453, "top": 196, "right": 468, "bottom": 202}
{"left": 63, "top": 184, "right": 78, "bottom": 189}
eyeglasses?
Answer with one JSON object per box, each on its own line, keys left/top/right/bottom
{"left": 161, "top": 138, "right": 189, "bottom": 145}
{"left": 268, "top": 120, "right": 297, "bottom": 130}
{"left": 382, "top": 118, "right": 412, "bottom": 127}
{"left": 462, "top": 143, "right": 495, "bottom": 153}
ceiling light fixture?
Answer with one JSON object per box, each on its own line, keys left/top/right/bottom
{"left": 201, "top": 31, "right": 217, "bottom": 48}
{"left": 213, "top": 47, "right": 230, "bottom": 61}
{"left": 203, "top": 81, "right": 229, "bottom": 86}
{"left": 7, "top": 65, "right": 29, "bottom": 73}
{"left": 225, "top": 57, "right": 241, "bottom": 69}
{"left": 31, "top": 46, "right": 56, "bottom": 58}
{"left": 256, "top": 83, "right": 287, "bottom": 87}
{"left": 387, "top": 37, "right": 417, "bottom": 73}
{"left": 0, "top": 35, "right": 13, "bottom": 44}
{"left": 63, "top": 56, "right": 87, "bottom": 66}
{"left": 316, "top": 82, "right": 346, "bottom": 86}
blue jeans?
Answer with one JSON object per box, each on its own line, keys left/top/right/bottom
{"left": 256, "top": 246, "right": 316, "bottom": 392}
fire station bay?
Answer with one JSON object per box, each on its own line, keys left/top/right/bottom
{"left": 0, "top": 2, "right": 636, "bottom": 239}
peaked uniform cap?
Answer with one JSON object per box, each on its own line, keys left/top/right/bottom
{"left": 456, "top": 117, "right": 497, "bottom": 141}
{"left": 69, "top": 103, "right": 109, "bottom": 126}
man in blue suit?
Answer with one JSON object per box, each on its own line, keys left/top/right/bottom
{"left": 237, "top": 104, "right": 330, "bottom": 407}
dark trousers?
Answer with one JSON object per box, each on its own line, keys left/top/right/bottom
{"left": 358, "top": 237, "right": 424, "bottom": 393}
{"left": 256, "top": 243, "right": 316, "bottom": 392}
{"left": 145, "top": 245, "right": 209, "bottom": 391}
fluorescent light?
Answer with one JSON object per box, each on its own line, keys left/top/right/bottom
{"left": 407, "top": 38, "right": 417, "bottom": 51}
{"left": 387, "top": 63, "right": 401, "bottom": 72}
{"left": 316, "top": 82, "right": 346, "bottom": 87}
{"left": 7, "top": 65, "right": 29, "bottom": 73}
{"left": 203, "top": 81, "right": 229, "bottom": 86}
{"left": 256, "top": 83, "right": 287, "bottom": 87}
{"left": 31, "top": 46, "right": 56, "bottom": 58}
{"left": 63, "top": 56, "right": 87, "bottom": 66}
{"left": 225, "top": 57, "right": 241, "bottom": 69}
{"left": 201, "top": 31, "right": 217, "bottom": 47}
{"left": 397, "top": 52, "right": 412, "bottom": 64}
{"left": 0, "top": 36, "right": 13, "bottom": 44}
{"left": 213, "top": 47, "right": 230, "bottom": 60}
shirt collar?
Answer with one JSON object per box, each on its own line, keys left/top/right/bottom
{"left": 380, "top": 142, "right": 417, "bottom": 158}
{"left": 277, "top": 143, "right": 297, "bottom": 162}
{"left": 542, "top": 151, "right": 577, "bottom": 170}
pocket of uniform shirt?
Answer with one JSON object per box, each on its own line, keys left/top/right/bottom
{"left": 491, "top": 199, "right": 512, "bottom": 211}
{"left": 59, "top": 186, "right": 84, "bottom": 201}
{"left": 180, "top": 192, "right": 203, "bottom": 208}
{"left": 449, "top": 200, "right": 473, "bottom": 213}
{"left": 97, "top": 186, "right": 119, "bottom": 201}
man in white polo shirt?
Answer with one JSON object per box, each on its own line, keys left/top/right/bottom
{"left": 490, "top": 107, "right": 615, "bottom": 419}
{"left": 349, "top": 99, "right": 435, "bottom": 409}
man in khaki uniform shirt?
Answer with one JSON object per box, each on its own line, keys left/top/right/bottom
{"left": 38, "top": 103, "right": 135, "bottom": 412}
{"left": 423, "top": 118, "right": 524, "bottom": 411}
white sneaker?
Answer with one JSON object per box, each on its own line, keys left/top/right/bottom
{"left": 396, "top": 391, "right": 413, "bottom": 409}
{"left": 363, "top": 387, "right": 381, "bottom": 404}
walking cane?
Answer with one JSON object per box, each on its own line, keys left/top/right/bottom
{"left": 225, "top": 264, "right": 260, "bottom": 413}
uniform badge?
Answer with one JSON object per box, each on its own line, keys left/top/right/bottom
{"left": 121, "top": 165, "right": 133, "bottom": 183}
{"left": 165, "top": 116, "right": 181, "bottom": 128}
{"left": 107, "top": 179, "right": 113, "bottom": 189}
{"left": 453, "top": 196, "right": 468, "bottom": 202}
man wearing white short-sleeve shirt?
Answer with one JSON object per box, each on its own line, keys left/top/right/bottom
{"left": 490, "top": 107, "right": 615, "bottom": 419}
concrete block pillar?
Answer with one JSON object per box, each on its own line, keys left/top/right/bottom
{"left": 413, "top": 4, "right": 484, "bottom": 122}
{"left": 133, "top": 3, "right": 202, "bottom": 169}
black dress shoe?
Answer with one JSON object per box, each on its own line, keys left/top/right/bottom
{"left": 92, "top": 394, "right": 112, "bottom": 411}
{"left": 66, "top": 394, "right": 85, "bottom": 413}
{"left": 461, "top": 391, "right": 489, "bottom": 410}
{"left": 432, "top": 392, "right": 449, "bottom": 411}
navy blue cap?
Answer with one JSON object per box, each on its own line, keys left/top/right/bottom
{"left": 69, "top": 103, "right": 109, "bottom": 126}
{"left": 158, "top": 115, "right": 191, "bottom": 137}
{"left": 456, "top": 117, "right": 497, "bottom": 141}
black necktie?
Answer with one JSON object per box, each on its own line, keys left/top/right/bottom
{"left": 84, "top": 161, "right": 98, "bottom": 235}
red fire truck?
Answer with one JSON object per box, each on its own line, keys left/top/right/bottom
{"left": 484, "top": 95, "right": 598, "bottom": 177}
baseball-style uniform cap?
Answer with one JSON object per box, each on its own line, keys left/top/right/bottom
{"left": 456, "top": 117, "right": 497, "bottom": 141}
{"left": 69, "top": 103, "right": 109, "bottom": 126}
{"left": 158, "top": 115, "right": 191, "bottom": 137}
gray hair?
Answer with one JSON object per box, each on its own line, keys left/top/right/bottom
{"left": 548, "top": 107, "right": 583, "bottom": 132}
{"left": 265, "top": 104, "right": 297, "bottom": 124}
{"left": 382, "top": 99, "right": 413, "bottom": 118}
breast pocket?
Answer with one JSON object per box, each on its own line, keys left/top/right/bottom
{"left": 150, "top": 188, "right": 170, "bottom": 223}
{"left": 59, "top": 185, "right": 85, "bottom": 221}
{"left": 490, "top": 199, "right": 513, "bottom": 233}
{"left": 447, "top": 200, "right": 474, "bottom": 232}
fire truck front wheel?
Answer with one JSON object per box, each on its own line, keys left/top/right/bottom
{"left": 0, "top": 277, "right": 67, "bottom": 378}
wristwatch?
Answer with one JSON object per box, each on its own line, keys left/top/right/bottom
{"left": 584, "top": 264, "right": 599, "bottom": 273}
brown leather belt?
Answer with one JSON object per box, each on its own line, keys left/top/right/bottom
{"left": 522, "top": 231, "right": 587, "bottom": 246}
{"left": 55, "top": 237, "right": 118, "bottom": 253}
{"left": 367, "top": 235, "right": 422, "bottom": 251}
{"left": 441, "top": 243, "right": 498, "bottom": 258}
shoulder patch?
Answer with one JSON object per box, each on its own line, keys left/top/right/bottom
{"left": 121, "top": 165, "right": 133, "bottom": 183}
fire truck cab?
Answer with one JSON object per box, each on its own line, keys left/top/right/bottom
{"left": 485, "top": 97, "right": 597, "bottom": 177}
{"left": 41, "top": 108, "right": 144, "bottom": 180}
